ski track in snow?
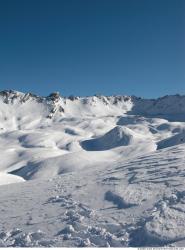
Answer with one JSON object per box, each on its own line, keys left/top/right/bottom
{"left": 0, "top": 90, "right": 185, "bottom": 246}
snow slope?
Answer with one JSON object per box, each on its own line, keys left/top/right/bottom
{"left": 0, "top": 90, "right": 185, "bottom": 247}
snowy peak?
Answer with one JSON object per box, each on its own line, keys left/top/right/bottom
{"left": 130, "top": 94, "right": 185, "bottom": 116}
{"left": 0, "top": 90, "right": 185, "bottom": 121}
{"left": 0, "top": 90, "right": 42, "bottom": 104}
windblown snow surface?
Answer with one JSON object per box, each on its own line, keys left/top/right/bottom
{"left": 0, "top": 90, "right": 185, "bottom": 247}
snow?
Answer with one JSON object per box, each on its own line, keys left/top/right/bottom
{"left": 81, "top": 126, "right": 136, "bottom": 151}
{"left": 0, "top": 90, "right": 185, "bottom": 246}
{"left": 0, "top": 173, "right": 24, "bottom": 186}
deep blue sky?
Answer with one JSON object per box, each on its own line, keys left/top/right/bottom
{"left": 0, "top": 0, "right": 184, "bottom": 97}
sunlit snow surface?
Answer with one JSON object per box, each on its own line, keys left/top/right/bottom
{"left": 0, "top": 90, "right": 185, "bottom": 247}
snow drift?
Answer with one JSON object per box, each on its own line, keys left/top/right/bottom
{"left": 0, "top": 90, "right": 185, "bottom": 247}
{"left": 81, "top": 126, "right": 135, "bottom": 151}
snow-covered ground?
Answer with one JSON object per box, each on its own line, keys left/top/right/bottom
{"left": 0, "top": 90, "right": 185, "bottom": 247}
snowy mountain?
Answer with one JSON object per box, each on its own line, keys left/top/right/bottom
{"left": 0, "top": 90, "right": 185, "bottom": 247}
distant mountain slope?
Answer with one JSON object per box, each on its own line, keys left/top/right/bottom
{"left": 0, "top": 90, "right": 184, "bottom": 131}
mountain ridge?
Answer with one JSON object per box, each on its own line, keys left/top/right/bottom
{"left": 0, "top": 89, "right": 185, "bottom": 119}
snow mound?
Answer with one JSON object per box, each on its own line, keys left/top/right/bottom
{"left": 0, "top": 173, "right": 24, "bottom": 186}
{"left": 81, "top": 126, "right": 135, "bottom": 151}
{"left": 157, "top": 130, "right": 185, "bottom": 149}
{"left": 145, "top": 191, "right": 185, "bottom": 244}
{"left": 19, "top": 133, "right": 57, "bottom": 149}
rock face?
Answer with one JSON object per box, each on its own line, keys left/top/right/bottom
{"left": 47, "top": 92, "right": 60, "bottom": 102}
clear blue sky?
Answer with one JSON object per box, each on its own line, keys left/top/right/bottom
{"left": 0, "top": 0, "right": 184, "bottom": 97}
